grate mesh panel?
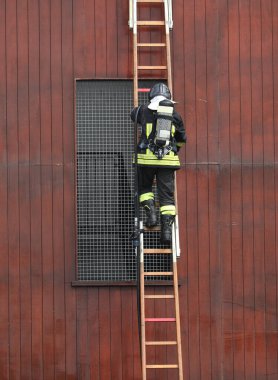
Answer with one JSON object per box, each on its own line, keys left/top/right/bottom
{"left": 76, "top": 80, "right": 171, "bottom": 282}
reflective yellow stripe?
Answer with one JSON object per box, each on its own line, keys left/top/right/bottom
{"left": 146, "top": 147, "right": 153, "bottom": 156}
{"left": 171, "top": 124, "right": 175, "bottom": 136}
{"left": 160, "top": 205, "right": 176, "bottom": 215}
{"left": 140, "top": 192, "right": 154, "bottom": 202}
{"left": 138, "top": 159, "right": 180, "bottom": 167}
{"left": 157, "top": 105, "right": 173, "bottom": 114}
{"left": 146, "top": 123, "right": 152, "bottom": 138}
{"left": 137, "top": 153, "right": 180, "bottom": 167}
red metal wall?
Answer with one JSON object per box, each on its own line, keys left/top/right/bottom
{"left": 0, "top": 0, "right": 277, "bottom": 379}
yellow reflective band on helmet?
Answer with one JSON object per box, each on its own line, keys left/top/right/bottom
{"left": 140, "top": 192, "right": 154, "bottom": 203}
{"left": 146, "top": 123, "right": 152, "bottom": 138}
{"left": 160, "top": 205, "right": 176, "bottom": 215}
{"left": 176, "top": 141, "right": 185, "bottom": 147}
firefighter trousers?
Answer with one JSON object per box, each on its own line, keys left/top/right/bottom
{"left": 138, "top": 166, "right": 176, "bottom": 214}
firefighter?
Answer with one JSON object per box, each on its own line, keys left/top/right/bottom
{"left": 131, "top": 83, "right": 186, "bottom": 244}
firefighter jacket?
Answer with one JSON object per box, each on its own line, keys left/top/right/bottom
{"left": 130, "top": 105, "right": 186, "bottom": 169}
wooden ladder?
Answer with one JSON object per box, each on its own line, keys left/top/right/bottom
{"left": 130, "top": 0, "right": 173, "bottom": 106}
{"left": 129, "top": 1, "right": 183, "bottom": 378}
{"left": 139, "top": 221, "right": 183, "bottom": 379}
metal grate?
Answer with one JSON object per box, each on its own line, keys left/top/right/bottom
{"left": 76, "top": 80, "right": 171, "bottom": 282}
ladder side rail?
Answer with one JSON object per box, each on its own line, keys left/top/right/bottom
{"left": 174, "top": 215, "right": 181, "bottom": 257}
{"left": 174, "top": 171, "right": 181, "bottom": 257}
{"left": 172, "top": 226, "right": 184, "bottom": 379}
{"left": 164, "top": 0, "right": 170, "bottom": 32}
{"left": 129, "top": 0, "right": 133, "bottom": 29}
{"left": 165, "top": 0, "right": 181, "bottom": 257}
{"left": 168, "top": 0, "right": 173, "bottom": 29}
{"left": 163, "top": 0, "right": 173, "bottom": 29}
{"left": 140, "top": 221, "right": 147, "bottom": 380}
{"left": 133, "top": 0, "right": 138, "bottom": 106}
{"left": 133, "top": 0, "right": 137, "bottom": 35}
{"left": 164, "top": 0, "right": 173, "bottom": 98}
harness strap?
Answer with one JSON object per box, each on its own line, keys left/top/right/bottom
{"left": 148, "top": 141, "right": 173, "bottom": 159}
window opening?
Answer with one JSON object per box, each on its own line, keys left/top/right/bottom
{"left": 76, "top": 80, "right": 171, "bottom": 283}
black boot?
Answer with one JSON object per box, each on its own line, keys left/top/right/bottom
{"left": 141, "top": 199, "right": 157, "bottom": 227}
{"left": 160, "top": 214, "right": 175, "bottom": 244}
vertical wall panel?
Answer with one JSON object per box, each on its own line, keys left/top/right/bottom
{"left": 39, "top": 1, "right": 55, "bottom": 374}
{"left": 62, "top": 2, "right": 77, "bottom": 375}
{"left": 228, "top": 0, "right": 241, "bottom": 163}
{"left": 274, "top": 1, "right": 278, "bottom": 163}
{"left": 30, "top": 166, "right": 43, "bottom": 379}
{"left": 41, "top": 165, "right": 55, "bottom": 380}
{"left": 218, "top": 0, "right": 231, "bottom": 164}
{"left": 261, "top": 0, "right": 274, "bottom": 165}
{"left": 264, "top": 167, "right": 277, "bottom": 378}
{"left": 230, "top": 165, "right": 244, "bottom": 378}
{"left": 53, "top": 166, "right": 66, "bottom": 379}
{"left": 242, "top": 166, "right": 256, "bottom": 380}
{"left": 6, "top": 0, "right": 21, "bottom": 378}
{"left": 186, "top": 167, "right": 200, "bottom": 379}
{"left": 117, "top": 0, "right": 131, "bottom": 78}
{"left": 253, "top": 167, "right": 267, "bottom": 378}
{"left": 121, "top": 288, "right": 136, "bottom": 380}
{"left": 76, "top": 288, "right": 89, "bottom": 379}
{"left": 0, "top": 0, "right": 8, "bottom": 378}
{"left": 27, "top": 0, "right": 43, "bottom": 377}
{"left": 195, "top": 0, "right": 208, "bottom": 163}
{"left": 110, "top": 289, "right": 123, "bottom": 379}
{"left": 95, "top": 0, "right": 107, "bottom": 77}
{"left": 0, "top": 167, "right": 9, "bottom": 379}
{"left": 220, "top": 166, "right": 233, "bottom": 379}
{"left": 40, "top": 0, "right": 52, "bottom": 165}
{"left": 0, "top": 4, "right": 8, "bottom": 372}
{"left": 28, "top": 0, "right": 41, "bottom": 165}
{"left": 197, "top": 166, "right": 212, "bottom": 380}
{"left": 51, "top": 0, "right": 63, "bottom": 164}
{"left": 107, "top": 0, "right": 118, "bottom": 77}
{"left": 73, "top": 0, "right": 96, "bottom": 78}
{"left": 250, "top": 0, "right": 264, "bottom": 164}
{"left": 88, "top": 288, "right": 100, "bottom": 379}
{"left": 99, "top": 289, "right": 111, "bottom": 379}
{"left": 172, "top": 0, "right": 185, "bottom": 109}
{"left": 275, "top": 8, "right": 278, "bottom": 365}
{"left": 132, "top": 290, "right": 141, "bottom": 378}
{"left": 183, "top": 0, "right": 196, "bottom": 164}
{"left": 17, "top": 11, "right": 31, "bottom": 376}
{"left": 208, "top": 165, "right": 221, "bottom": 379}
{"left": 239, "top": 0, "right": 252, "bottom": 163}
{"left": 206, "top": 0, "right": 219, "bottom": 164}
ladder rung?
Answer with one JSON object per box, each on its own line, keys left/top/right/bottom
{"left": 138, "top": 66, "right": 167, "bottom": 70}
{"left": 137, "top": 43, "right": 166, "bottom": 47}
{"left": 145, "top": 294, "right": 174, "bottom": 299}
{"left": 143, "top": 226, "right": 161, "bottom": 232}
{"left": 138, "top": 88, "right": 151, "bottom": 92}
{"left": 146, "top": 364, "right": 179, "bottom": 369}
{"left": 143, "top": 248, "right": 172, "bottom": 254}
{"left": 145, "top": 318, "right": 176, "bottom": 322}
{"left": 144, "top": 271, "right": 173, "bottom": 276}
{"left": 137, "top": 21, "right": 165, "bottom": 26}
{"left": 146, "top": 341, "right": 177, "bottom": 345}
{"left": 137, "top": 0, "right": 163, "bottom": 3}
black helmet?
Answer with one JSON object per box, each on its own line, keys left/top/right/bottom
{"left": 148, "top": 83, "right": 171, "bottom": 101}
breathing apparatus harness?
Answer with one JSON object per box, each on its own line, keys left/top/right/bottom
{"left": 148, "top": 99, "right": 175, "bottom": 159}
